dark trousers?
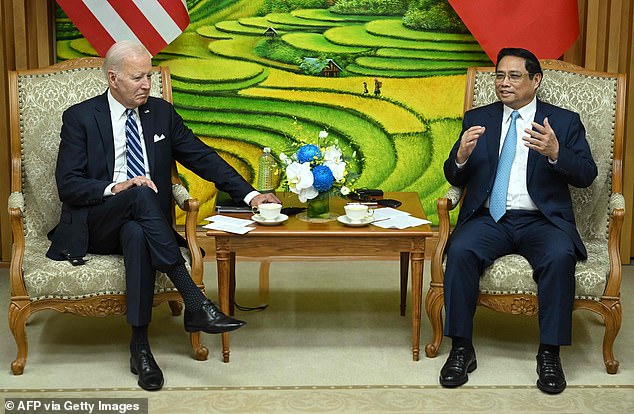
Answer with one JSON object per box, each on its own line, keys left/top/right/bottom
{"left": 443, "top": 209, "right": 577, "bottom": 346}
{"left": 87, "top": 186, "right": 184, "bottom": 326}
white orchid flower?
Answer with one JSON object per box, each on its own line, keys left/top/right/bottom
{"left": 279, "top": 152, "right": 292, "bottom": 166}
{"left": 285, "top": 162, "right": 313, "bottom": 194}
{"left": 319, "top": 130, "right": 329, "bottom": 139}
{"left": 323, "top": 145, "right": 346, "bottom": 181}
{"left": 340, "top": 186, "right": 351, "bottom": 196}
{"left": 297, "top": 186, "right": 319, "bottom": 202}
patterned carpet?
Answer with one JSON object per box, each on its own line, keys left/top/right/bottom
{"left": 1, "top": 261, "right": 633, "bottom": 413}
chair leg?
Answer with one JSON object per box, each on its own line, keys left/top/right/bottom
{"left": 601, "top": 302, "right": 622, "bottom": 374}
{"left": 400, "top": 252, "right": 409, "bottom": 316}
{"left": 8, "top": 301, "right": 31, "bottom": 375}
{"left": 189, "top": 331, "right": 209, "bottom": 361}
{"left": 168, "top": 300, "right": 183, "bottom": 316}
{"left": 424, "top": 285, "right": 444, "bottom": 358}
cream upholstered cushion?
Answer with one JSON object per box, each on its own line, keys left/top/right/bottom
{"left": 454, "top": 68, "right": 619, "bottom": 300}
{"left": 15, "top": 65, "right": 183, "bottom": 300}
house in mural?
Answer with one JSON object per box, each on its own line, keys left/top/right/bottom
{"left": 263, "top": 27, "right": 278, "bottom": 38}
{"left": 300, "top": 58, "right": 342, "bottom": 77}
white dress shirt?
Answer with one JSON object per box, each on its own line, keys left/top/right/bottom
{"left": 486, "top": 97, "right": 539, "bottom": 211}
{"left": 104, "top": 91, "right": 151, "bottom": 196}
{"left": 104, "top": 91, "right": 259, "bottom": 205}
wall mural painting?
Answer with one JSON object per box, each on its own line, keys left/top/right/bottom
{"left": 55, "top": 0, "right": 491, "bottom": 224}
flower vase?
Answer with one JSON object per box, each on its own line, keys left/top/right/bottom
{"left": 306, "top": 192, "right": 331, "bottom": 220}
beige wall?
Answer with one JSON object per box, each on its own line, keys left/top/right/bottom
{"left": 1, "top": 0, "right": 634, "bottom": 263}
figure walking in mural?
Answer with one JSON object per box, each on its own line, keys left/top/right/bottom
{"left": 363, "top": 81, "right": 369, "bottom": 94}
{"left": 374, "top": 78, "right": 382, "bottom": 96}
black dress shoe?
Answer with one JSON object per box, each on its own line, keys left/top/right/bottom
{"left": 536, "top": 350, "right": 566, "bottom": 394}
{"left": 184, "top": 299, "right": 246, "bottom": 334}
{"left": 130, "top": 346, "right": 164, "bottom": 391}
{"left": 439, "top": 346, "right": 477, "bottom": 388}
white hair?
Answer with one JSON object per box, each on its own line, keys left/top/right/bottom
{"left": 102, "top": 41, "right": 151, "bottom": 77}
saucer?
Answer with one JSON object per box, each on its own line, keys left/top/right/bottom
{"left": 337, "top": 215, "right": 374, "bottom": 227}
{"left": 252, "top": 213, "right": 288, "bottom": 226}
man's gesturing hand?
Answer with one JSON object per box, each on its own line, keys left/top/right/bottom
{"left": 524, "top": 117, "right": 559, "bottom": 162}
{"left": 456, "top": 126, "right": 486, "bottom": 164}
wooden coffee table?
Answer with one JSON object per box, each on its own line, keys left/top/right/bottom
{"left": 205, "top": 192, "right": 433, "bottom": 362}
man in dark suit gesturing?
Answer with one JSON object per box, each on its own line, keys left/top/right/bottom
{"left": 46, "top": 41, "right": 281, "bottom": 390}
{"left": 440, "top": 48, "right": 597, "bottom": 394}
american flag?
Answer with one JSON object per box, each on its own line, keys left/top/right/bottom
{"left": 56, "top": 0, "right": 189, "bottom": 57}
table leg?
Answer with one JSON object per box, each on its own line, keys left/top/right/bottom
{"left": 229, "top": 252, "right": 236, "bottom": 316}
{"left": 410, "top": 239, "right": 425, "bottom": 361}
{"left": 216, "top": 239, "right": 231, "bottom": 363}
{"left": 400, "top": 252, "right": 409, "bottom": 316}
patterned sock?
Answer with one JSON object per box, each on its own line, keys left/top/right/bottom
{"left": 165, "top": 264, "right": 206, "bottom": 311}
{"left": 539, "top": 343, "right": 560, "bottom": 355}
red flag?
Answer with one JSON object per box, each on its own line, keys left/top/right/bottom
{"left": 448, "top": 0, "right": 579, "bottom": 61}
{"left": 56, "top": 0, "right": 189, "bottom": 57}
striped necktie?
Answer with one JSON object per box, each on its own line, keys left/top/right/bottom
{"left": 125, "top": 109, "right": 146, "bottom": 179}
{"left": 490, "top": 110, "right": 520, "bottom": 222}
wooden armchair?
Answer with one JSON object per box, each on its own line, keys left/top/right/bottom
{"left": 7, "top": 58, "right": 208, "bottom": 375}
{"left": 425, "top": 60, "right": 626, "bottom": 374}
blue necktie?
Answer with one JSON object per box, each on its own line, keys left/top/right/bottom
{"left": 490, "top": 110, "right": 520, "bottom": 222}
{"left": 125, "top": 109, "right": 146, "bottom": 179}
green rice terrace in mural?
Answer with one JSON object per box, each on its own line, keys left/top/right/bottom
{"left": 55, "top": 0, "right": 492, "bottom": 224}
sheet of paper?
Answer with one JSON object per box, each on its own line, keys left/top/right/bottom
{"left": 372, "top": 215, "right": 431, "bottom": 229}
{"left": 203, "top": 222, "right": 255, "bottom": 235}
{"left": 205, "top": 215, "right": 254, "bottom": 226}
{"left": 203, "top": 215, "right": 256, "bottom": 234}
{"left": 371, "top": 207, "right": 411, "bottom": 220}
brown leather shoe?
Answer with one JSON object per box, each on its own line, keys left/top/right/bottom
{"left": 536, "top": 350, "right": 566, "bottom": 394}
{"left": 439, "top": 346, "right": 477, "bottom": 388}
{"left": 184, "top": 299, "right": 246, "bottom": 334}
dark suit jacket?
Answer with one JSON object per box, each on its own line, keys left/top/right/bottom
{"left": 444, "top": 99, "right": 597, "bottom": 259}
{"left": 47, "top": 92, "right": 254, "bottom": 260}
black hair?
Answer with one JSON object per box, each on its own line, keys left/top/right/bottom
{"left": 496, "top": 48, "right": 543, "bottom": 78}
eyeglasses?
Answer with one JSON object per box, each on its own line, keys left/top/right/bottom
{"left": 494, "top": 71, "right": 534, "bottom": 83}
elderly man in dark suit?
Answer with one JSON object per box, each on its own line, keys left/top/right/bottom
{"left": 440, "top": 48, "right": 597, "bottom": 394}
{"left": 46, "top": 41, "right": 280, "bottom": 390}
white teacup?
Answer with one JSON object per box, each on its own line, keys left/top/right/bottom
{"left": 254, "top": 203, "right": 282, "bottom": 220}
{"left": 344, "top": 203, "right": 373, "bottom": 222}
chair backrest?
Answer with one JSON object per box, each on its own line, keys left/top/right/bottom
{"left": 9, "top": 58, "right": 171, "bottom": 240}
{"left": 465, "top": 60, "right": 626, "bottom": 243}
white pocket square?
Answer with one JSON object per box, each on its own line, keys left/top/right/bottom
{"left": 153, "top": 134, "right": 166, "bottom": 142}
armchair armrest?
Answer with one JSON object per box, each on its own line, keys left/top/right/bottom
{"left": 445, "top": 186, "right": 463, "bottom": 210}
{"left": 8, "top": 192, "right": 28, "bottom": 297}
{"left": 8, "top": 192, "right": 25, "bottom": 214}
{"left": 605, "top": 192, "right": 625, "bottom": 299}
{"left": 431, "top": 186, "right": 463, "bottom": 286}
{"left": 172, "top": 184, "right": 192, "bottom": 211}
{"left": 171, "top": 184, "right": 203, "bottom": 285}
{"left": 609, "top": 192, "right": 625, "bottom": 213}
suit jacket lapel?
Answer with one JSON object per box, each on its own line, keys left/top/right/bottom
{"left": 95, "top": 92, "right": 115, "bottom": 179}
{"left": 485, "top": 102, "right": 504, "bottom": 184}
{"left": 138, "top": 101, "right": 156, "bottom": 175}
{"left": 527, "top": 99, "right": 551, "bottom": 183}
